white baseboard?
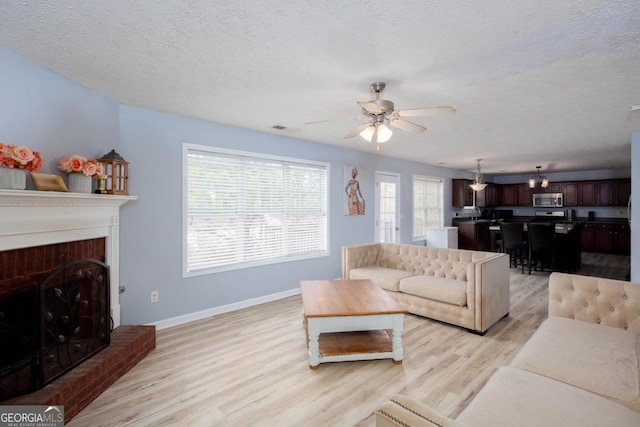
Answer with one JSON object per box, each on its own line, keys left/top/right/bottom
{"left": 148, "top": 287, "right": 301, "bottom": 330}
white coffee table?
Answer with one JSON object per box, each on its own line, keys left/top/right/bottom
{"left": 300, "top": 279, "right": 407, "bottom": 369}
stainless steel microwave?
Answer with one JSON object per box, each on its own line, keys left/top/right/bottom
{"left": 532, "top": 193, "right": 563, "bottom": 208}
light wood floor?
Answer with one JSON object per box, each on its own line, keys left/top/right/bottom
{"left": 68, "top": 253, "right": 630, "bottom": 427}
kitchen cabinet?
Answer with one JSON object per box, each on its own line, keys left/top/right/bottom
{"left": 594, "top": 224, "right": 613, "bottom": 252}
{"left": 454, "top": 220, "right": 490, "bottom": 251}
{"left": 451, "top": 177, "right": 630, "bottom": 210}
{"left": 543, "top": 182, "right": 563, "bottom": 193}
{"left": 616, "top": 179, "right": 631, "bottom": 206}
{"left": 486, "top": 183, "right": 500, "bottom": 206}
{"left": 581, "top": 223, "right": 596, "bottom": 252}
{"left": 583, "top": 221, "right": 631, "bottom": 254}
{"left": 500, "top": 184, "right": 519, "bottom": 206}
{"left": 452, "top": 179, "right": 474, "bottom": 207}
{"left": 594, "top": 179, "right": 630, "bottom": 206}
{"left": 596, "top": 180, "right": 616, "bottom": 206}
{"left": 564, "top": 182, "right": 578, "bottom": 206}
{"left": 476, "top": 183, "right": 499, "bottom": 207}
{"left": 518, "top": 184, "right": 533, "bottom": 206}
{"left": 612, "top": 224, "right": 630, "bottom": 255}
{"left": 578, "top": 181, "right": 596, "bottom": 206}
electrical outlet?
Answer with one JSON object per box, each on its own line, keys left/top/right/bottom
{"left": 150, "top": 291, "right": 159, "bottom": 303}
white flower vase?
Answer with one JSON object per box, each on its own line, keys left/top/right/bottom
{"left": 68, "top": 172, "right": 92, "bottom": 193}
{"left": 0, "top": 167, "right": 27, "bottom": 190}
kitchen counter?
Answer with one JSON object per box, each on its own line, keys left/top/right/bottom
{"left": 452, "top": 217, "right": 628, "bottom": 225}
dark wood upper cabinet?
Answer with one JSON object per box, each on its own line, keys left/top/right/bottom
{"left": 452, "top": 177, "right": 630, "bottom": 209}
{"left": 485, "top": 183, "right": 500, "bottom": 207}
{"left": 476, "top": 183, "right": 499, "bottom": 207}
{"left": 578, "top": 181, "right": 596, "bottom": 206}
{"left": 452, "top": 179, "right": 474, "bottom": 207}
{"left": 616, "top": 179, "right": 631, "bottom": 206}
{"left": 596, "top": 180, "right": 616, "bottom": 206}
{"left": 517, "top": 184, "right": 532, "bottom": 206}
{"left": 543, "top": 182, "right": 563, "bottom": 193}
{"left": 500, "top": 184, "right": 519, "bottom": 206}
{"left": 564, "top": 182, "right": 578, "bottom": 206}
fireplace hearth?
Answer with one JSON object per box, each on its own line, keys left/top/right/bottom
{"left": 0, "top": 259, "right": 110, "bottom": 401}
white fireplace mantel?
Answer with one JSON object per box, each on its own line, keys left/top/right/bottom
{"left": 0, "top": 189, "right": 137, "bottom": 328}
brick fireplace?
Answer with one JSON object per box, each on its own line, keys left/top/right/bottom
{"left": 1, "top": 239, "right": 110, "bottom": 400}
{"left": 0, "top": 189, "right": 155, "bottom": 422}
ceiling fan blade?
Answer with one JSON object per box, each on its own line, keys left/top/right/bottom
{"left": 304, "top": 116, "right": 364, "bottom": 125}
{"left": 396, "top": 106, "right": 456, "bottom": 117}
{"left": 357, "top": 101, "right": 383, "bottom": 114}
{"left": 344, "top": 123, "right": 371, "bottom": 139}
{"left": 388, "top": 118, "right": 426, "bottom": 134}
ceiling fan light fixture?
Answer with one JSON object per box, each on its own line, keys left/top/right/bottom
{"left": 375, "top": 123, "right": 393, "bottom": 143}
{"left": 359, "top": 125, "right": 376, "bottom": 142}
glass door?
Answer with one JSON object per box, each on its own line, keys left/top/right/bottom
{"left": 375, "top": 171, "right": 401, "bottom": 243}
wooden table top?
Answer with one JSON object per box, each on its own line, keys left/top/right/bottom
{"left": 300, "top": 279, "right": 407, "bottom": 318}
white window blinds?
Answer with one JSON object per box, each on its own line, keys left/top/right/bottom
{"left": 184, "top": 145, "right": 329, "bottom": 276}
{"left": 413, "top": 176, "right": 443, "bottom": 240}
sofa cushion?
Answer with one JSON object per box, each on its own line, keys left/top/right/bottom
{"left": 348, "top": 267, "right": 415, "bottom": 292}
{"left": 457, "top": 367, "right": 640, "bottom": 427}
{"left": 399, "top": 275, "right": 467, "bottom": 307}
{"left": 509, "top": 317, "right": 640, "bottom": 407}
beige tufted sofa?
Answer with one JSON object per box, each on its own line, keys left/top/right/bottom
{"left": 375, "top": 272, "right": 640, "bottom": 427}
{"left": 341, "top": 243, "right": 510, "bottom": 334}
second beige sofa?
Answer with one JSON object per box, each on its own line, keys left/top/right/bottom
{"left": 375, "top": 272, "right": 640, "bottom": 426}
{"left": 341, "top": 243, "right": 510, "bottom": 334}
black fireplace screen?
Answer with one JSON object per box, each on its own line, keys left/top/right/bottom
{"left": 0, "top": 259, "right": 110, "bottom": 401}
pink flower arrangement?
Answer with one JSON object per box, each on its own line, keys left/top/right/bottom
{"left": 58, "top": 155, "right": 104, "bottom": 178}
{"left": 0, "top": 143, "right": 44, "bottom": 172}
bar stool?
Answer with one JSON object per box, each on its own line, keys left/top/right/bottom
{"left": 500, "top": 222, "right": 527, "bottom": 273}
{"left": 527, "top": 223, "right": 555, "bottom": 275}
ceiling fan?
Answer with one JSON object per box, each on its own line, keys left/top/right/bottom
{"left": 306, "top": 82, "right": 456, "bottom": 149}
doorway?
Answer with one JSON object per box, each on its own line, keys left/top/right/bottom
{"left": 375, "top": 171, "right": 401, "bottom": 243}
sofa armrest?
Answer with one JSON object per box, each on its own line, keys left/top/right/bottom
{"left": 473, "top": 253, "right": 510, "bottom": 333}
{"left": 341, "top": 243, "right": 381, "bottom": 279}
{"left": 376, "top": 395, "right": 466, "bottom": 427}
{"left": 548, "top": 272, "right": 640, "bottom": 331}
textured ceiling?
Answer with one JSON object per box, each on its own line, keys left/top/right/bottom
{"left": 1, "top": 1, "right": 640, "bottom": 175}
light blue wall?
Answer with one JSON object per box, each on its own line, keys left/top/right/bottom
{"left": 0, "top": 44, "right": 460, "bottom": 325}
{"left": 117, "top": 106, "right": 462, "bottom": 324}
{"left": 0, "top": 46, "right": 119, "bottom": 181}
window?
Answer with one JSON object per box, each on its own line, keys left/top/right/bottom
{"left": 413, "top": 175, "right": 443, "bottom": 240}
{"left": 183, "top": 144, "right": 329, "bottom": 276}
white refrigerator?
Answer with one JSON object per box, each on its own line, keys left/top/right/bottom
{"left": 426, "top": 227, "right": 458, "bottom": 249}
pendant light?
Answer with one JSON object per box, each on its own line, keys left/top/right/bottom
{"left": 529, "top": 166, "right": 549, "bottom": 189}
{"left": 469, "top": 159, "right": 488, "bottom": 192}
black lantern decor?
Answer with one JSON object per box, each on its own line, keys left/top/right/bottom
{"left": 97, "top": 149, "right": 129, "bottom": 195}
